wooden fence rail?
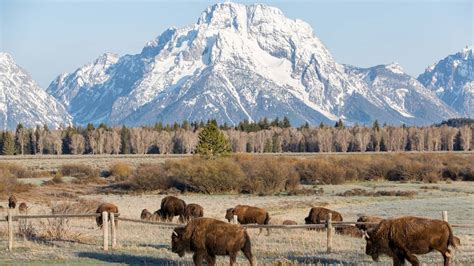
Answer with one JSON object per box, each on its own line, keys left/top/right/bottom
{"left": 1, "top": 211, "right": 473, "bottom": 253}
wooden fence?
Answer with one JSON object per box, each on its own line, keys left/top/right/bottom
{"left": 2, "top": 210, "right": 473, "bottom": 253}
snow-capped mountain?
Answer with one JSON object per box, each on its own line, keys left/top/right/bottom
{"left": 345, "top": 63, "right": 458, "bottom": 124}
{"left": 418, "top": 46, "right": 474, "bottom": 118}
{"left": 47, "top": 2, "right": 459, "bottom": 126}
{"left": 0, "top": 53, "right": 72, "bottom": 130}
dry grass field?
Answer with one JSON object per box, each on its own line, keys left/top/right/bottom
{"left": 0, "top": 154, "right": 473, "bottom": 265}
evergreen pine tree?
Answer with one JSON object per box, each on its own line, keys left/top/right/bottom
{"left": 319, "top": 122, "right": 325, "bottom": 128}
{"left": 120, "top": 125, "right": 131, "bottom": 154}
{"left": 2, "top": 131, "right": 16, "bottom": 155}
{"left": 372, "top": 120, "right": 380, "bottom": 131}
{"left": 196, "top": 122, "right": 231, "bottom": 157}
{"left": 335, "top": 119, "right": 344, "bottom": 129}
{"left": 282, "top": 116, "right": 291, "bottom": 128}
{"left": 263, "top": 138, "right": 273, "bottom": 153}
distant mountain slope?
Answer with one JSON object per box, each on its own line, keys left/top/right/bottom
{"left": 0, "top": 53, "right": 72, "bottom": 130}
{"left": 346, "top": 63, "right": 457, "bottom": 124}
{"left": 418, "top": 46, "right": 474, "bottom": 117}
{"left": 47, "top": 2, "right": 460, "bottom": 126}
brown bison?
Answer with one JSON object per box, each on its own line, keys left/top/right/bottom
{"left": 141, "top": 209, "right": 152, "bottom": 220}
{"left": 365, "top": 216, "right": 459, "bottom": 266}
{"left": 225, "top": 205, "right": 270, "bottom": 235}
{"left": 8, "top": 195, "right": 17, "bottom": 209}
{"left": 305, "top": 207, "right": 343, "bottom": 225}
{"left": 96, "top": 203, "right": 119, "bottom": 228}
{"left": 157, "top": 196, "right": 186, "bottom": 223}
{"left": 171, "top": 217, "right": 253, "bottom": 266}
{"left": 18, "top": 202, "right": 28, "bottom": 214}
{"left": 357, "top": 215, "right": 384, "bottom": 231}
{"left": 184, "top": 203, "right": 204, "bottom": 222}
{"left": 335, "top": 225, "right": 363, "bottom": 238}
{"left": 282, "top": 220, "right": 298, "bottom": 225}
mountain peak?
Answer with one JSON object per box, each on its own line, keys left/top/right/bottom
{"left": 0, "top": 52, "right": 14, "bottom": 65}
{"left": 385, "top": 62, "right": 405, "bottom": 75}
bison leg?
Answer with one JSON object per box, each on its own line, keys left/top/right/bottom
{"left": 442, "top": 252, "right": 451, "bottom": 266}
{"left": 404, "top": 252, "right": 419, "bottom": 266}
{"left": 392, "top": 256, "right": 405, "bottom": 266}
{"left": 229, "top": 252, "right": 237, "bottom": 266}
{"left": 178, "top": 214, "right": 185, "bottom": 224}
{"left": 193, "top": 252, "right": 204, "bottom": 266}
{"left": 205, "top": 254, "right": 216, "bottom": 266}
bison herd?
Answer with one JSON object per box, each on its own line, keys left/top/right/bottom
{"left": 1, "top": 194, "right": 28, "bottom": 214}
{"left": 131, "top": 197, "right": 463, "bottom": 265}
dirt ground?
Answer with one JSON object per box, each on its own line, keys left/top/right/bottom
{"left": 0, "top": 180, "right": 473, "bottom": 265}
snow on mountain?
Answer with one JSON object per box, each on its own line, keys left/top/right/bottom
{"left": 346, "top": 63, "right": 458, "bottom": 124}
{"left": 47, "top": 2, "right": 459, "bottom": 126}
{"left": 418, "top": 46, "right": 474, "bottom": 117}
{"left": 0, "top": 53, "right": 72, "bottom": 130}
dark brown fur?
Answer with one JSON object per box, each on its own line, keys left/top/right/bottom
{"left": 157, "top": 196, "right": 186, "bottom": 223}
{"left": 357, "top": 215, "right": 384, "bottom": 231}
{"left": 8, "top": 195, "right": 17, "bottom": 209}
{"left": 365, "top": 216, "right": 459, "bottom": 266}
{"left": 18, "top": 202, "right": 28, "bottom": 214}
{"left": 336, "top": 225, "right": 363, "bottom": 238}
{"left": 171, "top": 217, "right": 253, "bottom": 266}
{"left": 225, "top": 205, "right": 270, "bottom": 235}
{"left": 304, "top": 207, "right": 343, "bottom": 224}
{"left": 282, "top": 220, "right": 297, "bottom": 225}
{"left": 184, "top": 203, "right": 204, "bottom": 222}
{"left": 96, "top": 203, "right": 119, "bottom": 228}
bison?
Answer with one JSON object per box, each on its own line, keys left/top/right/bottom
{"left": 335, "top": 225, "right": 363, "bottom": 238}
{"left": 96, "top": 203, "right": 119, "bottom": 228}
{"left": 141, "top": 209, "right": 152, "bottom": 220}
{"left": 157, "top": 196, "right": 186, "bottom": 223}
{"left": 171, "top": 217, "right": 253, "bottom": 266}
{"left": 282, "top": 220, "right": 298, "bottom": 225}
{"left": 8, "top": 195, "right": 17, "bottom": 209}
{"left": 365, "top": 216, "right": 459, "bottom": 266}
{"left": 184, "top": 203, "right": 204, "bottom": 222}
{"left": 225, "top": 205, "right": 270, "bottom": 235}
{"left": 357, "top": 215, "right": 384, "bottom": 231}
{"left": 305, "top": 207, "right": 343, "bottom": 225}
{"left": 18, "top": 202, "right": 28, "bottom": 214}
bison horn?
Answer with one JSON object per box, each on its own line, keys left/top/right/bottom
{"left": 172, "top": 231, "right": 178, "bottom": 237}
{"left": 364, "top": 232, "right": 370, "bottom": 239}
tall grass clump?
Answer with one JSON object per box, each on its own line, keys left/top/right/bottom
{"left": 109, "top": 162, "right": 133, "bottom": 181}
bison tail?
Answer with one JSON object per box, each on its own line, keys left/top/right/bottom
{"left": 447, "top": 223, "right": 459, "bottom": 249}
{"left": 264, "top": 212, "right": 271, "bottom": 225}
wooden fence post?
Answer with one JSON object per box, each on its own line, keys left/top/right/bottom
{"left": 442, "top": 211, "right": 448, "bottom": 222}
{"left": 102, "top": 211, "right": 109, "bottom": 251}
{"left": 326, "top": 213, "right": 333, "bottom": 253}
{"left": 233, "top": 215, "right": 238, "bottom": 224}
{"left": 110, "top": 213, "right": 116, "bottom": 249}
{"left": 7, "top": 210, "right": 13, "bottom": 251}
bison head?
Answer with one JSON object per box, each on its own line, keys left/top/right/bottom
{"left": 141, "top": 209, "right": 151, "bottom": 220}
{"left": 225, "top": 208, "right": 235, "bottom": 222}
{"left": 304, "top": 216, "right": 311, "bottom": 224}
{"left": 171, "top": 227, "right": 188, "bottom": 257}
{"left": 364, "top": 229, "right": 380, "bottom": 261}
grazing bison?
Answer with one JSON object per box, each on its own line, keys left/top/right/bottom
{"left": 365, "top": 216, "right": 459, "bottom": 266}
{"left": 157, "top": 196, "right": 186, "bottom": 223}
{"left": 171, "top": 217, "right": 253, "bottom": 266}
{"left": 8, "top": 195, "right": 17, "bottom": 209}
{"left": 335, "top": 225, "right": 363, "bottom": 238}
{"left": 357, "top": 215, "right": 384, "bottom": 231}
{"left": 184, "top": 203, "right": 204, "bottom": 222}
{"left": 282, "top": 220, "right": 298, "bottom": 225}
{"left": 225, "top": 205, "right": 270, "bottom": 235}
{"left": 305, "top": 207, "right": 343, "bottom": 225}
{"left": 141, "top": 209, "right": 152, "bottom": 220}
{"left": 18, "top": 202, "right": 28, "bottom": 214}
{"left": 96, "top": 203, "right": 119, "bottom": 228}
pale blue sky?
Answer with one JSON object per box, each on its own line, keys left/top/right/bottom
{"left": 1, "top": 0, "right": 472, "bottom": 88}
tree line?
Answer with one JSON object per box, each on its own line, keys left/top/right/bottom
{"left": 1, "top": 118, "right": 472, "bottom": 155}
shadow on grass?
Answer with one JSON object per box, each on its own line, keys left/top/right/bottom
{"left": 137, "top": 243, "right": 169, "bottom": 250}
{"left": 76, "top": 251, "right": 180, "bottom": 264}
{"left": 287, "top": 255, "right": 355, "bottom": 265}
